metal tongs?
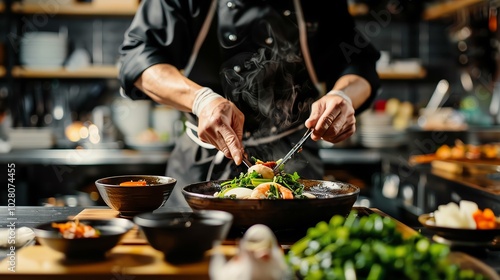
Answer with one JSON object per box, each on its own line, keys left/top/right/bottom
{"left": 242, "top": 152, "right": 253, "bottom": 169}
{"left": 273, "top": 128, "right": 313, "bottom": 173}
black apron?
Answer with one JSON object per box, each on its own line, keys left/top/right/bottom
{"left": 164, "top": 0, "right": 323, "bottom": 209}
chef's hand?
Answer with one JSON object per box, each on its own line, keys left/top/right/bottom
{"left": 196, "top": 96, "right": 246, "bottom": 165}
{"left": 305, "top": 90, "right": 356, "bottom": 144}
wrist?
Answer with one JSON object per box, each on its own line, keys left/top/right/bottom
{"left": 192, "top": 87, "right": 224, "bottom": 117}
{"left": 327, "top": 90, "right": 352, "bottom": 105}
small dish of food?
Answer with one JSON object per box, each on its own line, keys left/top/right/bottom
{"left": 95, "top": 175, "right": 177, "bottom": 217}
{"left": 33, "top": 218, "right": 134, "bottom": 259}
{"left": 419, "top": 200, "right": 500, "bottom": 243}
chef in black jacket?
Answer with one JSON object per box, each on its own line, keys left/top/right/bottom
{"left": 118, "top": 0, "right": 380, "bottom": 208}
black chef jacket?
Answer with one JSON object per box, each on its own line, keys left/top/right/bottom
{"left": 118, "top": 0, "right": 380, "bottom": 209}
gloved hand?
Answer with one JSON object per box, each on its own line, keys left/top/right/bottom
{"left": 193, "top": 88, "right": 245, "bottom": 164}
{"left": 305, "top": 90, "right": 356, "bottom": 144}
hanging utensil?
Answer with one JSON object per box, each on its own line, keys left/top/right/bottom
{"left": 273, "top": 128, "right": 313, "bottom": 173}
{"left": 424, "top": 79, "right": 450, "bottom": 115}
{"left": 490, "top": 81, "right": 500, "bottom": 125}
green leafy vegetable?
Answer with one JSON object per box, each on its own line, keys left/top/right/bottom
{"left": 216, "top": 160, "right": 306, "bottom": 199}
{"left": 287, "top": 210, "right": 487, "bottom": 280}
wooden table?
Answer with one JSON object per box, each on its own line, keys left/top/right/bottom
{"left": 0, "top": 207, "right": 232, "bottom": 279}
{"left": 0, "top": 206, "right": 498, "bottom": 279}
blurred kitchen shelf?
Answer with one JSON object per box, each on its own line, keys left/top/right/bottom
{"left": 320, "top": 148, "right": 382, "bottom": 165}
{"left": 0, "top": 149, "right": 169, "bottom": 165}
{"left": 0, "top": 148, "right": 380, "bottom": 165}
{"left": 378, "top": 67, "right": 427, "bottom": 80}
{"left": 348, "top": 3, "right": 369, "bottom": 17}
{"left": 423, "top": 0, "right": 484, "bottom": 21}
{"left": 12, "top": 65, "right": 118, "bottom": 79}
{"left": 11, "top": 2, "right": 137, "bottom": 16}
{"left": 0, "top": 66, "right": 5, "bottom": 78}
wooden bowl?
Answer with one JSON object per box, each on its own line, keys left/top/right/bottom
{"left": 95, "top": 175, "right": 177, "bottom": 217}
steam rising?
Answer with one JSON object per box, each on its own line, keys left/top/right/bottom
{"left": 222, "top": 20, "right": 314, "bottom": 136}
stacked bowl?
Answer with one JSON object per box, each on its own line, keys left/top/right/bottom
{"left": 20, "top": 32, "right": 67, "bottom": 69}
{"left": 358, "top": 111, "right": 407, "bottom": 148}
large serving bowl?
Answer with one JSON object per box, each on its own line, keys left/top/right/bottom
{"left": 182, "top": 179, "right": 359, "bottom": 234}
{"left": 134, "top": 210, "right": 233, "bottom": 264}
{"left": 95, "top": 175, "right": 177, "bottom": 217}
{"left": 34, "top": 218, "right": 134, "bottom": 259}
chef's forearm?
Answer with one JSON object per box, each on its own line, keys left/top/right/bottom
{"left": 134, "top": 64, "right": 202, "bottom": 113}
{"left": 331, "top": 74, "right": 371, "bottom": 110}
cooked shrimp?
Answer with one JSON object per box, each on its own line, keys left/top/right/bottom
{"left": 250, "top": 182, "right": 293, "bottom": 199}
{"left": 248, "top": 164, "right": 275, "bottom": 179}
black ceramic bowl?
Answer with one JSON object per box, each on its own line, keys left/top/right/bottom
{"left": 182, "top": 179, "right": 360, "bottom": 234}
{"left": 33, "top": 218, "right": 134, "bottom": 259}
{"left": 95, "top": 175, "right": 177, "bottom": 217}
{"left": 134, "top": 210, "right": 233, "bottom": 264}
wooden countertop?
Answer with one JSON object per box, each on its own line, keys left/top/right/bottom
{"left": 1, "top": 244, "right": 237, "bottom": 280}
{"left": 0, "top": 207, "right": 403, "bottom": 279}
{"left": 1, "top": 207, "right": 498, "bottom": 278}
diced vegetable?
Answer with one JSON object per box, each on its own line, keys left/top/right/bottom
{"left": 473, "top": 208, "right": 497, "bottom": 229}
{"left": 119, "top": 180, "right": 147, "bottom": 186}
{"left": 286, "top": 210, "right": 487, "bottom": 280}
{"left": 52, "top": 219, "right": 100, "bottom": 239}
{"left": 433, "top": 200, "right": 498, "bottom": 230}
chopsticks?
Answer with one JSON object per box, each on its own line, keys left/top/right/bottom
{"left": 273, "top": 128, "right": 313, "bottom": 173}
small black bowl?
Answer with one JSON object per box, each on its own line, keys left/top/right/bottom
{"left": 34, "top": 218, "right": 134, "bottom": 259}
{"left": 134, "top": 210, "right": 233, "bottom": 264}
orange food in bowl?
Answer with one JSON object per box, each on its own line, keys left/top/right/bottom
{"left": 120, "top": 180, "right": 147, "bottom": 187}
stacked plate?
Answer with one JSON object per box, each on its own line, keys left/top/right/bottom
{"left": 20, "top": 32, "right": 67, "bottom": 69}
{"left": 358, "top": 111, "right": 406, "bottom": 148}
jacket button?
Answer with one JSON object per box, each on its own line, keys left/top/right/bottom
{"left": 226, "top": 1, "right": 236, "bottom": 9}
{"left": 233, "top": 65, "right": 241, "bottom": 73}
{"left": 265, "top": 37, "right": 273, "bottom": 45}
{"left": 283, "top": 10, "right": 291, "bottom": 16}
{"left": 228, "top": 34, "right": 238, "bottom": 42}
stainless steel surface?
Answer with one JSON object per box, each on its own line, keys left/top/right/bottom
{"left": 0, "top": 149, "right": 169, "bottom": 165}
{"left": 273, "top": 128, "right": 313, "bottom": 172}
{"left": 0, "top": 148, "right": 383, "bottom": 166}
{"left": 319, "top": 148, "right": 382, "bottom": 164}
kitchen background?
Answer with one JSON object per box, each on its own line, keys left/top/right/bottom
{"left": 0, "top": 0, "right": 499, "bottom": 226}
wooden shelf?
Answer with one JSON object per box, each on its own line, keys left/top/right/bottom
{"left": 0, "top": 66, "right": 5, "bottom": 78}
{"left": 11, "top": 2, "right": 138, "bottom": 16}
{"left": 12, "top": 65, "right": 119, "bottom": 79}
{"left": 11, "top": 2, "right": 367, "bottom": 17}
{"left": 378, "top": 67, "right": 427, "bottom": 80}
{"left": 423, "top": 0, "right": 484, "bottom": 21}
{"left": 348, "top": 3, "right": 369, "bottom": 17}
